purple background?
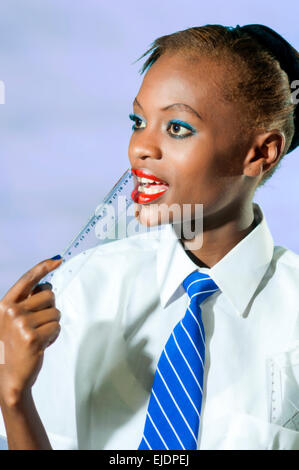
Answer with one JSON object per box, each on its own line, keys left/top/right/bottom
{"left": 0, "top": 0, "right": 298, "bottom": 297}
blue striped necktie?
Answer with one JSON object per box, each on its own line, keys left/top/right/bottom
{"left": 138, "top": 271, "right": 219, "bottom": 450}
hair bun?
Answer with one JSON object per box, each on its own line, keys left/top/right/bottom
{"left": 236, "top": 24, "right": 299, "bottom": 153}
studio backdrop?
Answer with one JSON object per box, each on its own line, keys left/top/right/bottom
{"left": 0, "top": 0, "right": 298, "bottom": 297}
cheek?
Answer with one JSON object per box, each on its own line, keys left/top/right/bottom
{"left": 169, "top": 150, "right": 216, "bottom": 201}
{"left": 170, "top": 130, "right": 215, "bottom": 169}
{"left": 171, "top": 148, "right": 236, "bottom": 209}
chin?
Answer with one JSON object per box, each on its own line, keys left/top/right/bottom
{"left": 134, "top": 201, "right": 184, "bottom": 228}
{"left": 134, "top": 204, "right": 163, "bottom": 227}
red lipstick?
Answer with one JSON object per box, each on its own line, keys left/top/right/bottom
{"left": 131, "top": 168, "right": 169, "bottom": 204}
{"left": 131, "top": 168, "right": 168, "bottom": 184}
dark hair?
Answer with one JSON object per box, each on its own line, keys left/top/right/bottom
{"left": 135, "top": 24, "right": 299, "bottom": 187}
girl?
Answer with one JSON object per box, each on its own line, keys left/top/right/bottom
{"left": 0, "top": 23, "right": 299, "bottom": 450}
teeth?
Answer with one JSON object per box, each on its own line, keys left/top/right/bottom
{"left": 137, "top": 176, "right": 156, "bottom": 183}
{"left": 138, "top": 185, "right": 168, "bottom": 195}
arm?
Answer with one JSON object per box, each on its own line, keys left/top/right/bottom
{"left": 1, "top": 390, "right": 52, "bottom": 450}
{"left": 0, "top": 258, "right": 63, "bottom": 450}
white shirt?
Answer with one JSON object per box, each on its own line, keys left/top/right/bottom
{"left": 1, "top": 202, "right": 299, "bottom": 450}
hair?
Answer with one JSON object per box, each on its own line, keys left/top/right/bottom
{"left": 134, "top": 24, "right": 299, "bottom": 187}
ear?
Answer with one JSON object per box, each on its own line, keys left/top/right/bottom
{"left": 243, "top": 130, "right": 286, "bottom": 178}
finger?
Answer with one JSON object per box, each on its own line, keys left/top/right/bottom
{"left": 35, "top": 321, "right": 61, "bottom": 351}
{"left": 21, "top": 289, "right": 56, "bottom": 312}
{"left": 26, "top": 308, "right": 61, "bottom": 329}
{"left": 4, "top": 257, "right": 62, "bottom": 304}
{"left": 30, "top": 282, "right": 53, "bottom": 296}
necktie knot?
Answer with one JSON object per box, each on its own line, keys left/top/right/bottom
{"left": 182, "top": 271, "right": 219, "bottom": 307}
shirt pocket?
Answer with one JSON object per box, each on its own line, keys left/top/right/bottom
{"left": 207, "top": 412, "right": 299, "bottom": 450}
{"left": 267, "top": 341, "right": 299, "bottom": 431}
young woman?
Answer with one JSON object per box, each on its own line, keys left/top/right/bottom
{"left": 0, "top": 23, "right": 299, "bottom": 450}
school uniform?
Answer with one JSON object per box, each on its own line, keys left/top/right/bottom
{"left": 0, "top": 202, "right": 299, "bottom": 450}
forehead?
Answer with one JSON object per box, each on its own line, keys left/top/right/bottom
{"left": 137, "top": 52, "right": 233, "bottom": 122}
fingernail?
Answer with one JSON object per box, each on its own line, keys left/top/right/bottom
{"left": 51, "top": 255, "right": 62, "bottom": 260}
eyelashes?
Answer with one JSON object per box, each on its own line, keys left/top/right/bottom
{"left": 129, "top": 113, "right": 145, "bottom": 131}
{"left": 128, "top": 113, "right": 196, "bottom": 139}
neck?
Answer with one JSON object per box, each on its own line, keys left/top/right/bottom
{"left": 176, "top": 200, "right": 257, "bottom": 268}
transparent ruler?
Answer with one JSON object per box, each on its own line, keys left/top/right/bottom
{"left": 40, "top": 168, "right": 134, "bottom": 286}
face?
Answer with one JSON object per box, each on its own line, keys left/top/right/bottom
{"left": 128, "top": 52, "right": 253, "bottom": 228}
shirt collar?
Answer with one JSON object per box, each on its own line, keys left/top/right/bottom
{"left": 156, "top": 203, "right": 274, "bottom": 317}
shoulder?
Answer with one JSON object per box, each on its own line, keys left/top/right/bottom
{"left": 51, "top": 227, "right": 165, "bottom": 298}
{"left": 270, "top": 245, "right": 299, "bottom": 309}
{"left": 265, "top": 246, "right": 299, "bottom": 348}
{"left": 273, "top": 245, "right": 299, "bottom": 279}
{"left": 50, "top": 228, "right": 166, "bottom": 325}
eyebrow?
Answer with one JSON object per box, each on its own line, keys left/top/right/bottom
{"left": 133, "top": 97, "right": 203, "bottom": 121}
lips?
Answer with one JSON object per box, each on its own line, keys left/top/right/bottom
{"left": 131, "top": 168, "right": 169, "bottom": 204}
{"left": 131, "top": 168, "right": 168, "bottom": 184}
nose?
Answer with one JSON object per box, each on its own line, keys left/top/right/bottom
{"left": 129, "top": 129, "right": 162, "bottom": 164}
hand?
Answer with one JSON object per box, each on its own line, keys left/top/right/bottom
{"left": 0, "top": 257, "right": 63, "bottom": 408}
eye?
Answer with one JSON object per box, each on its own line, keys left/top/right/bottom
{"left": 128, "top": 114, "right": 196, "bottom": 138}
{"left": 129, "top": 113, "right": 146, "bottom": 131}
{"left": 167, "top": 120, "right": 195, "bottom": 138}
